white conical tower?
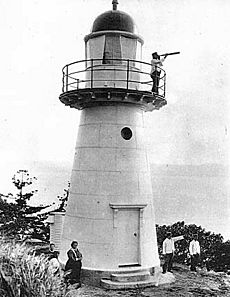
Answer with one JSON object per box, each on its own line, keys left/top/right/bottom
{"left": 59, "top": 1, "right": 167, "bottom": 287}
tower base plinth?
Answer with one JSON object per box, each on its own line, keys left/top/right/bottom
{"left": 82, "top": 266, "right": 154, "bottom": 287}
{"left": 80, "top": 266, "right": 171, "bottom": 288}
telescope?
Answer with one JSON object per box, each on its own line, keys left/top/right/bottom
{"left": 160, "top": 51, "right": 180, "bottom": 57}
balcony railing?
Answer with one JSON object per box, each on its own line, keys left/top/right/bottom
{"left": 61, "top": 58, "right": 166, "bottom": 98}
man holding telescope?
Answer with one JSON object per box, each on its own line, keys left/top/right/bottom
{"left": 150, "top": 51, "right": 180, "bottom": 94}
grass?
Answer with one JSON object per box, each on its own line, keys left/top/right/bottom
{"left": 0, "top": 240, "right": 64, "bottom": 297}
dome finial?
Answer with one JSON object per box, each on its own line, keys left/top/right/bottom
{"left": 112, "top": 0, "right": 118, "bottom": 10}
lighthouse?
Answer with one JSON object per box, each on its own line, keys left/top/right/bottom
{"left": 59, "top": 0, "right": 167, "bottom": 288}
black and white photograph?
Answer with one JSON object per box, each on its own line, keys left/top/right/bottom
{"left": 0, "top": 0, "right": 229, "bottom": 296}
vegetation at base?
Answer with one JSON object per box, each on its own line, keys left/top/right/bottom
{"left": 0, "top": 241, "right": 64, "bottom": 297}
{"left": 156, "top": 221, "right": 230, "bottom": 272}
{"left": 0, "top": 170, "right": 51, "bottom": 242}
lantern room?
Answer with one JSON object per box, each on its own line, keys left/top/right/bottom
{"left": 84, "top": 7, "right": 143, "bottom": 90}
{"left": 59, "top": 1, "right": 167, "bottom": 111}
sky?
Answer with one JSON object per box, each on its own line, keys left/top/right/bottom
{"left": 0, "top": 0, "right": 229, "bottom": 238}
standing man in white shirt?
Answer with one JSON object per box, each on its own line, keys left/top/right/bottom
{"left": 162, "top": 232, "right": 175, "bottom": 273}
{"left": 162, "top": 232, "right": 184, "bottom": 274}
{"left": 189, "top": 234, "right": 200, "bottom": 272}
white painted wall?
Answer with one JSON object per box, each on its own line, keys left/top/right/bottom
{"left": 60, "top": 105, "right": 160, "bottom": 270}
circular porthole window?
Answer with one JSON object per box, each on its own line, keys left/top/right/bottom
{"left": 121, "top": 127, "right": 132, "bottom": 140}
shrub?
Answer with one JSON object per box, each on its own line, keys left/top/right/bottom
{"left": 0, "top": 241, "right": 64, "bottom": 297}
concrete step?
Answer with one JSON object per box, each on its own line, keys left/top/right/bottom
{"left": 101, "top": 275, "right": 157, "bottom": 290}
{"left": 113, "top": 267, "right": 150, "bottom": 274}
{"left": 111, "top": 271, "right": 150, "bottom": 282}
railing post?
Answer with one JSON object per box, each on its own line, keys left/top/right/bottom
{"left": 126, "top": 59, "right": 130, "bottom": 90}
{"left": 62, "top": 70, "right": 64, "bottom": 93}
{"left": 91, "top": 59, "right": 93, "bottom": 89}
{"left": 66, "top": 65, "right": 68, "bottom": 92}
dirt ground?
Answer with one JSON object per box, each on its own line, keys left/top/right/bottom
{"left": 65, "top": 265, "right": 230, "bottom": 297}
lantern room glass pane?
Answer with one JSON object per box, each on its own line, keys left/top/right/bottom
{"left": 103, "top": 36, "right": 122, "bottom": 64}
{"left": 121, "top": 37, "right": 137, "bottom": 60}
{"left": 86, "top": 35, "right": 105, "bottom": 67}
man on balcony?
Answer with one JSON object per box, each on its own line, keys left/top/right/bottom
{"left": 150, "top": 52, "right": 167, "bottom": 94}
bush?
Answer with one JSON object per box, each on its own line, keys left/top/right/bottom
{"left": 207, "top": 241, "right": 230, "bottom": 272}
{"left": 0, "top": 241, "right": 64, "bottom": 297}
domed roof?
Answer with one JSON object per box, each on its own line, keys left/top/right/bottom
{"left": 91, "top": 10, "right": 135, "bottom": 33}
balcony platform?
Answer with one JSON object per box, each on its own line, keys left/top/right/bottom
{"left": 59, "top": 87, "right": 167, "bottom": 111}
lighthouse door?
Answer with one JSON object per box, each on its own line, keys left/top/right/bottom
{"left": 117, "top": 209, "right": 140, "bottom": 266}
